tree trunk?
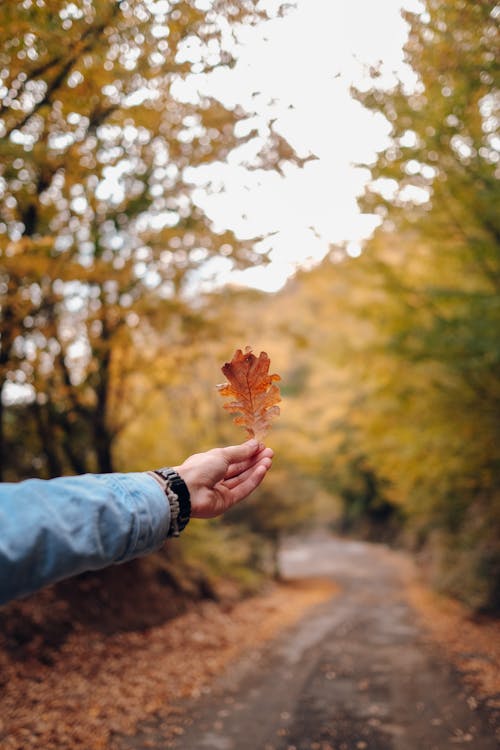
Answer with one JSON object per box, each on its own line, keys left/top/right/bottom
{"left": 92, "top": 323, "right": 114, "bottom": 474}
{"left": 270, "top": 531, "right": 282, "bottom": 581}
{"left": 94, "top": 424, "right": 114, "bottom": 474}
{"left": 58, "top": 423, "right": 89, "bottom": 476}
{"left": 32, "top": 402, "right": 64, "bottom": 478}
{"left": 0, "top": 381, "right": 5, "bottom": 482}
{"left": 93, "top": 359, "right": 114, "bottom": 473}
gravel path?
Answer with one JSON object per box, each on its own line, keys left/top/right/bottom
{"left": 123, "top": 535, "right": 498, "bottom": 750}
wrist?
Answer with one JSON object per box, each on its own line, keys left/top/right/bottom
{"left": 148, "top": 468, "right": 191, "bottom": 537}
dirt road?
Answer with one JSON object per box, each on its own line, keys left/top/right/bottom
{"left": 122, "top": 535, "right": 498, "bottom": 750}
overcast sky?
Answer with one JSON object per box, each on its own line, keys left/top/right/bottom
{"left": 181, "top": 0, "right": 422, "bottom": 292}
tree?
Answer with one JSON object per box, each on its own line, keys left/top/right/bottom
{"left": 0, "top": 0, "right": 297, "bottom": 478}
{"left": 355, "top": 0, "right": 499, "bottom": 377}
{"left": 350, "top": 0, "right": 500, "bottom": 609}
{"left": 225, "top": 468, "right": 313, "bottom": 579}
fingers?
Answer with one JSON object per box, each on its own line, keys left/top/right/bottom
{"left": 220, "top": 439, "right": 261, "bottom": 465}
{"left": 225, "top": 445, "right": 274, "bottom": 480}
{"left": 228, "top": 460, "right": 271, "bottom": 504}
{"left": 223, "top": 455, "right": 273, "bottom": 490}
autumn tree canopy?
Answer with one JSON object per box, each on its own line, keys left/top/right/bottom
{"left": 0, "top": 0, "right": 296, "bottom": 478}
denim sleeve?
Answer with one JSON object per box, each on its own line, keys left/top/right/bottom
{"left": 0, "top": 472, "right": 171, "bottom": 605}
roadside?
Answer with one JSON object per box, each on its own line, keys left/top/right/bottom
{"left": 1, "top": 534, "right": 498, "bottom": 750}
{"left": 406, "top": 577, "right": 500, "bottom": 712}
{"left": 120, "top": 534, "right": 499, "bottom": 750}
{"left": 0, "top": 575, "right": 336, "bottom": 750}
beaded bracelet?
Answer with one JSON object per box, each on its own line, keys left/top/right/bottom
{"left": 147, "top": 468, "right": 191, "bottom": 537}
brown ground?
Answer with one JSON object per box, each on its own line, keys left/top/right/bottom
{"left": 1, "top": 536, "right": 499, "bottom": 750}
{"left": 0, "top": 576, "right": 335, "bottom": 750}
{"left": 148, "top": 536, "right": 498, "bottom": 750}
{"left": 406, "top": 579, "right": 500, "bottom": 709}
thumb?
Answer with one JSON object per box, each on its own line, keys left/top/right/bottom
{"left": 220, "top": 439, "right": 260, "bottom": 464}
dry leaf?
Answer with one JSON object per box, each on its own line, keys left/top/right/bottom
{"left": 217, "top": 346, "right": 281, "bottom": 440}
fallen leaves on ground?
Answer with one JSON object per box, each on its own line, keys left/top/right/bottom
{"left": 0, "top": 578, "right": 335, "bottom": 750}
{"left": 406, "top": 576, "right": 500, "bottom": 711}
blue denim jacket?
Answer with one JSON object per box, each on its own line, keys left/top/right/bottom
{"left": 0, "top": 473, "right": 170, "bottom": 605}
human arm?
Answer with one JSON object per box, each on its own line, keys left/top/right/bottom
{"left": 0, "top": 471, "right": 170, "bottom": 605}
{"left": 0, "top": 440, "right": 272, "bottom": 605}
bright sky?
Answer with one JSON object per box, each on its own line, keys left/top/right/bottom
{"left": 182, "top": 0, "right": 422, "bottom": 292}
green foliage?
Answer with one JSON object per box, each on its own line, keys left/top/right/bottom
{"left": 180, "top": 519, "right": 265, "bottom": 594}
{"left": 210, "top": 0, "right": 499, "bottom": 609}
{"left": 346, "top": 0, "right": 500, "bottom": 610}
{"left": 224, "top": 467, "right": 315, "bottom": 578}
{"left": 423, "top": 504, "right": 500, "bottom": 612}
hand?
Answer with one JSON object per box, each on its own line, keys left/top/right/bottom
{"left": 175, "top": 440, "right": 273, "bottom": 519}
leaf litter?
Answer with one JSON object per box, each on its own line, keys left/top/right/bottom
{"left": 0, "top": 579, "right": 334, "bottom": 750}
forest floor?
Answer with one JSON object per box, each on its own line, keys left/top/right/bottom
{"left": 0, "top": 567, "right": 335, "bottom": 750}
{"left": 1, "top": 534, "right": 499, "bottom": 750}
{"left": 118, "top": 534, "right": 500, "bottom": 750}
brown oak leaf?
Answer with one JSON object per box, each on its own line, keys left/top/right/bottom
{"left": 217, "top": 346, "right": 281, "bottom": 440}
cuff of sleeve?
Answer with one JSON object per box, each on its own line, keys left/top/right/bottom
{"left": 105, "top": 473, "right": 171, "bottom": 562}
